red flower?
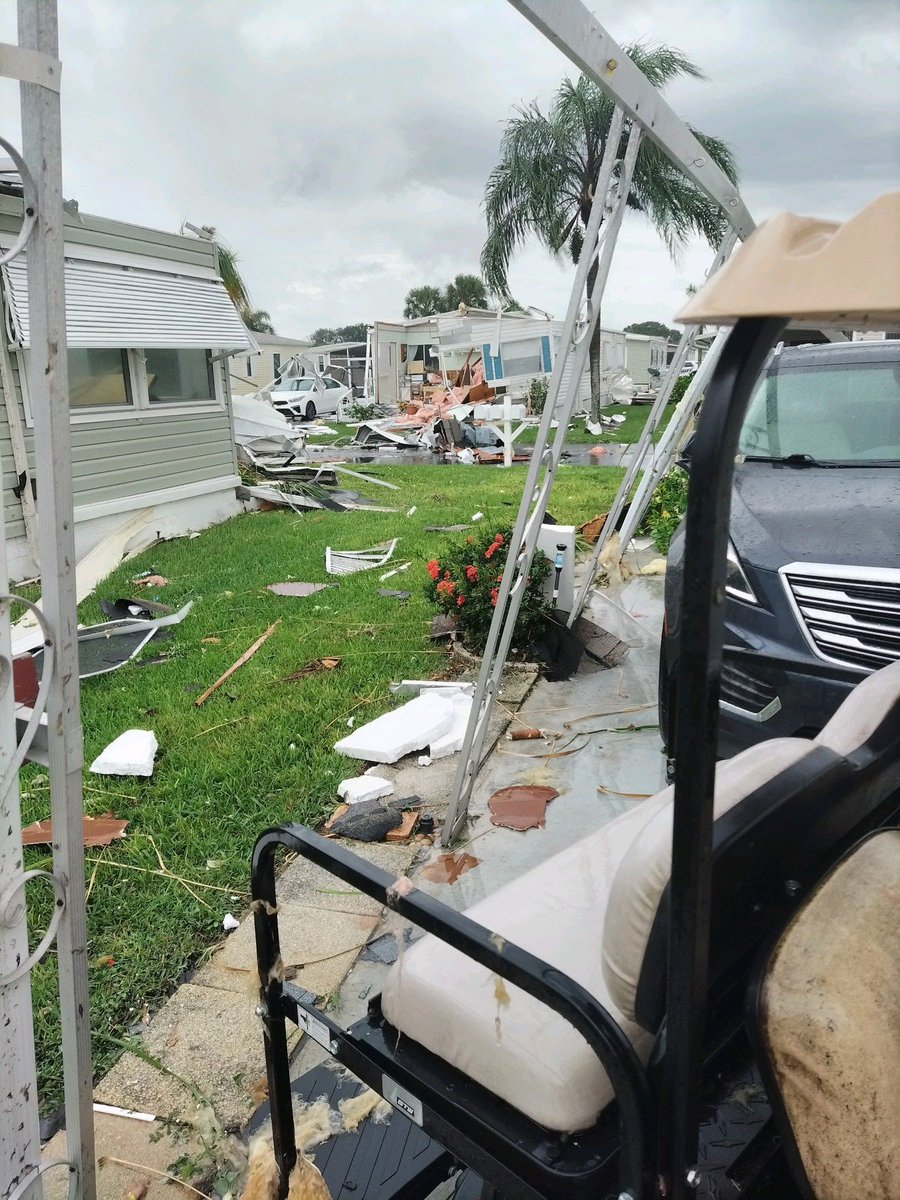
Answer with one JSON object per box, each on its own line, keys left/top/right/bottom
{"left": 465, "top": 565, "right": 479, "bottom": 583}
{"left": 443, "top": 570, "right": 451, "bottom": 581}
{"left": 485, "top": 546, "right": 496, "bottom": 560}
{"left": 437, "top": 579, "right": 456, "bottom": 596}
{"left": 490, "top": 588, "right": 499, "bottom": 607}
{"left": 457, "top": 593, "right": 466, "bottom": 606}
{"left": 494, "top": 534, "right": 505, "bottom": 545}
{"left": 427, "top": 559, "right": 440, "bottom": 580}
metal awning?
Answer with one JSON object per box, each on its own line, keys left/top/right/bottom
{"left": 2, "top": 250, "right": 256, "bottom": 350}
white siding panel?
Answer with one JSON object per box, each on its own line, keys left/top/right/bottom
{"left": 2, "top": 255, "right": 254, "bottom": 350}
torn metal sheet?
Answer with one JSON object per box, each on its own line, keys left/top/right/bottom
{"left": 353, "top": 422, "right": 419, "bottom": 448}
{"left": 326, "top": 539, "right": 398, "bottom": 576}
{"left": 377, "top": 589, "right": 411, "bottom": 600}
{"left": 99, "top": 597, "right": 173, "bottom": 621}
{"left": 22, "top": 813, "right": 129, "bottom": 848}
{"left": 238, "top": 482, "right": 346, "bottom": 513}
{"left": 31, "top": 601, "right": 193, "bottom": 680}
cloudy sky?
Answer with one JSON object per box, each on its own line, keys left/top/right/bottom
{"left": 1, "top": 1, "right": 897, "bottom": 337}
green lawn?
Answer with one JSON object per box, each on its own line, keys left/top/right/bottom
{"left": 23, "top": 462, "right": 624, "bottom": 1114}
{"left": 517, "top": 401, "right": 677, "bottom": 446}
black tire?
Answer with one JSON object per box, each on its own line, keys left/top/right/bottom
{"left": 304, "top": 400, "right": 317, "bottom": 421}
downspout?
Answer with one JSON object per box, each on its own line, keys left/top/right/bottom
{"left": 0, "top": 289, "right": 39, "bottom": 572}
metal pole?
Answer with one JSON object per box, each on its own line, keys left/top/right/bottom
{"left": 442, "top": 113, "right": 640, "bottom": 845}
{"left": 18, "top": 3, "right": 96, "bottom": 1197}
{"left": 568, "top": 235, "right": 737, "bottom": 624}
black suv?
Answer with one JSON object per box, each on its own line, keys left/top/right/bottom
{"left": 659, "top": 338, "right": 900, "bottom": 761}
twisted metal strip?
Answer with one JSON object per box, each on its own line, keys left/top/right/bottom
{"left": 0, "top": 137, "right": 37, "bottom": 266}
{"left": 0, "top": 869, "right": 67, "bottom": 987}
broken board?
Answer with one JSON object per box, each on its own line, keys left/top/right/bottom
{"left": 248, "top": 1061, "right": 451, "bottom": 1200}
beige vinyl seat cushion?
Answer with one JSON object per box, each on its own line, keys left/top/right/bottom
{"left": 813, "top": 657, "right": 900, "bottom": 757}
{"left": 381, "top": 738, "right": 815, "bottom": 1133}
{"left": 759, "top": 829, "right": 900, "bottom": 1200}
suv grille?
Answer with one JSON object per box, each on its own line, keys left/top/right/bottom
{"left": 782, "top": 563, "right": 900, "bottom": 672}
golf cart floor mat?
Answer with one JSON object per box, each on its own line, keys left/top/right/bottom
{"left": 249, "top": 1061, "right": 454, "bottom": 1200}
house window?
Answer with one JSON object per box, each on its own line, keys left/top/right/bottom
{"left": 68, "top": 348, "right": 133, "bottom": 408}
{"left": 273, "top": 352, "right": 281, "bottom": 379}
{"left": 145, "top": 348, "right": 215, "bottom": 404}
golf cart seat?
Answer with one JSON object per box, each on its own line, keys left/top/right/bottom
{"left": 754, "top": 828, "right": 900, "bottom": 1200}
{"left": 382, "top": 659, "right": 900, "bottom": 1134}
{"left": 382, "top": 737, "right": 815, "bottom": 1132}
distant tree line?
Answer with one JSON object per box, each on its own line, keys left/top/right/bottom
{"left": 403, "top": 273, "right": 525, "bottom": 319}
{"left": 623, "top": 320, "right": 681, "bottom": 341}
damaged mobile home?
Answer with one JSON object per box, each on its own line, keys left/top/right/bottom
{"left": 0, "top": 185, "right": 255, "bottom": 581}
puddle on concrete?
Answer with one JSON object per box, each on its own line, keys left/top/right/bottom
{"left": 420, "top": 852, "right": 481, "bottom": 884}
{"left": 488, "top": 784, "right": 560, "bottom": 831}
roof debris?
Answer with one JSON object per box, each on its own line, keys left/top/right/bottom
{"left": 195, "top": 619, "right": 281, "bottom": 706}
{"left": 22, "top": 812, "right": 129, "bottom": 848}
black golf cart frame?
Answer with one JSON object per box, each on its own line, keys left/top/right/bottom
{"left": 251, "top": 317, "right": 900, "bottom": 1200}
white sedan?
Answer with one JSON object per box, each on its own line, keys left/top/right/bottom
{"left": 269, "top": 375, "right": 351, "bottom": 421}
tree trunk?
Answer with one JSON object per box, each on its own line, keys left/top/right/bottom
{"left": 587, "top": 258, "right": 604, "bottom": 421}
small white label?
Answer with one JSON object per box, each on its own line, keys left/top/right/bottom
{"left": 382, "top": 1075, "right": 423, "bottom": 1126}
{"left": 297, "top": 1008, "right": 332, "bottom": 1050}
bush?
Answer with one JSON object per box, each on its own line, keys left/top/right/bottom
{"left": 527, "top": 375, "right": 549, "bottom": 415}
{"left": 638, "top": 466, "right": 689, "bottom": 554}
{"left": 669, "top": 371, "right": 695, "bottom": 405}
{"left": 425, "top": 525, "right": 552, "bottom": 654}
{"left": 348, "top": 400, "right": 378, "bottom": 421}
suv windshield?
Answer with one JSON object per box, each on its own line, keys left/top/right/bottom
{"left": 738, "top": 358, "right": 900, "bottom": 464}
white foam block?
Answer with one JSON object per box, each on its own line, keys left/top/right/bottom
{"left": 429, "top": 693, "right": 474, "bottom": 759}
{"left": 335, "top": 693, "right": 454, "bottom": 763}
{"left": 337, "top": 775, "right": 395, "bottom": 804}
{"left": 90, "top": 729, "right": 158, "bottom": 777}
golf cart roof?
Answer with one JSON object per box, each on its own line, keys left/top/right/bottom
{"left": 677, "top": 192, "right": 900, "bottom": 327}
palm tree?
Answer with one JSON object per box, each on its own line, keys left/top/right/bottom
{"left": 403, "top": 285, "right": 444, "bottom": 319}
{"left": 481, "top": 44, "right": 738, "bottom": 417}
{"left": 243, "top": 308, "right": 275, "bottom": 334}
{"left": 443, "top": 273, "right": 489, "bottom": 311}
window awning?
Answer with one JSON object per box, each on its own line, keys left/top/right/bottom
{"left": 2, "top": 252, "right": 257, "bottom": 350}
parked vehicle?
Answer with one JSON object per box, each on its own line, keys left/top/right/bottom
{"left": 268, "top": 373, "right": 350, "bottom": 421}
{"left": 679, "top": 359, "right": 699, "bottom": 375}
{"left": 660, "top": 338, "right": 900, "bottom": 764}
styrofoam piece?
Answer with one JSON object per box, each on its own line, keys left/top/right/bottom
{"left": 417, "top": 755, "right": 433, "bottom": 767}
{"left": 429, "top": 693, "right": 474, "bottom": 759}
{"left": 90, "top": 729, "right": 158, "bottom": 777}
{"left": 337, "top": 775, "right": 395, "bottom": 804}
{"left": 222, "top": 913, "right": 240, "bottom": 932}
{"left": 334, "top": 693, "right": 454, "bottom": 763}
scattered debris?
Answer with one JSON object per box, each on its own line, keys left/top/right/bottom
{"left": 223, "top": 913, "right": 240, "bottom": 933}
{"left": 597, "top": 784, "right": 652, "bottom": 799}
{"left": 377, "top": 588, "right": 411, "bottom": 600}
{"left": 202, "top": 637, "right": 221, "bottom": 645}
{"left": 22, "top": 812, "right": 129, "bottom": 848}
{"left": 13, "top": 655, "right": 39, "bottom": 706}
{"left": 389, "top": 680, "right": 473, "bottom": 697}
{"left": 134, "top": 573, "right": 168, "bottom": 588}
{"left": 326, "top": 539, "right": 398, "bottom": 576}
{"left": 406, "top": 506, "right": 417, "bottom": 517}
{"left": 471, "top": 512, "right": 484, "bottom": 522}
{"left": 281, "top": 657, "right": 342, "bottom": 683}
{"left": 99, "top": 597, "right": 173, "bottom": 621}
{"left": 360, "top": 933, "right": 399, "bottom": 965}
{"left": 90, "top": 730, "right": 158, "bottom": 778}
{"left": 420, "top": 853, "right": 481, "bottom": 884}
{"left": 429, "top": 613, "right": 458, "bottom": 640}
{"left": 328, "top": 798, "right": 404, "bottom": 842}
{"left": 92, "top": 1103, "right": 155, "bottom": 1123}
{"left": 416, "top": 755, "right": 432, "bottom": 767}
{"left": 122, "top": 1179, "right": 150, "bottom": 1200}
{"left": 488, "top": 784, "right": 559, "bottom": 831}
{"left": 578, "top": 514, "right": 608, "bottom": 545}
{"left": 238, "top": 482, "right": 347, "bottom": 514}
{"left": 267, "top": 582, "right": 330, "bottom": 597}
{"left": 425, "top": 524, "right": 470, "bottom": 533}
{"left": 507, "top": 728, "right": 544, "bottom": 741}
{"left": 589, "top": 445, "right": 608, "bottom": 459}
{"left": 387, "top": 811, "right": 419, "bottom": 842}
{"left": 334, "top": 691, "right": 453, "bottom": 763}
{"left": 338, "top": 1088, "right": 392, "bottom": 1131}
{"left": 337, "top": 775, "right": 394, "bottom": 805}
{"left": 195, "top": 620, "right": 281, "bottom": 706}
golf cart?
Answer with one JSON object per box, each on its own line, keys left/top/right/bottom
{"left": 250, "top": 195, "right": 900, "bottom": 1200}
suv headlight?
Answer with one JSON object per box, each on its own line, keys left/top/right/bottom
{"left": 725, "top": 540, "right": 758, "bottom": 604}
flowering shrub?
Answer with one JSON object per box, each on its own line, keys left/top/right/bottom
{"left": 425, "top": 525, "right": 552, "bottom": 654}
